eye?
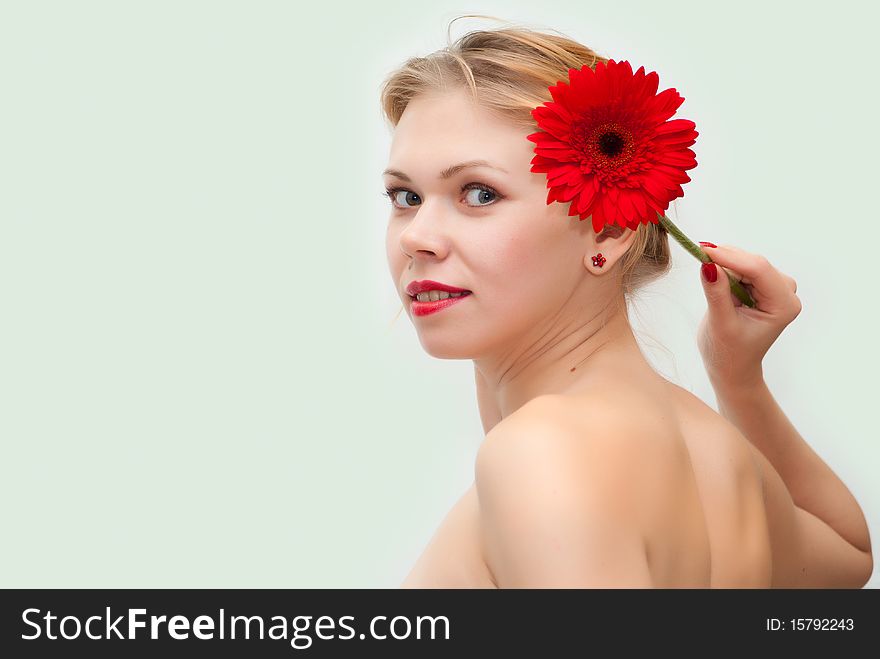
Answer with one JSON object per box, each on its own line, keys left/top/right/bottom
{"left": 381, "top": 183, "right": 502, "bottom": 210}
{"left": 382, "top": 187, "right": 421, "bottom": 209}
{"left": 462, "top": 183, "right": 501, "bottom": 207}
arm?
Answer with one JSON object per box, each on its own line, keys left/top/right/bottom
{"left": 475, "top": 397, "right": 652, "bottom": 588}
{"left": 696, "top": 244, "right": 872, "bottom": 584}
{"left": 712, "top": 377, "right": 874, "bottom": 585}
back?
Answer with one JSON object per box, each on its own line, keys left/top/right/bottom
{"left": 661, "top": 381, "right": 873, "bottom": 588}
{"left": 658, "top": 382, "right": 773, "bottom": 587}
{"left": 403, "top": 376, "right": 862, "bottom": 588}
{"left": 533, "top": 380, "right": 774, "bottom": 587}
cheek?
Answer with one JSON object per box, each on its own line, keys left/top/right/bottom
{"left": 473, "top": 224, "right": 572, "bottom": 315}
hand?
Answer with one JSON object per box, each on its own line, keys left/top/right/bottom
{"left": 697, "top": 244, "right": 802, "bottom": 390}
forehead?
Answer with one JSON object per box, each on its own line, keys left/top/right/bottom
{"left": 388, "top": 90, "right": 532, "bottom": 167}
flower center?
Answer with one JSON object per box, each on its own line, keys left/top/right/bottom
{"left": 583, "top": 121, "right": 636, "bottom": 177}
{"left": 598, "top": 131, "right": 625, "bottom": 157}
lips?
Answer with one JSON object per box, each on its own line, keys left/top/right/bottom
{"left": 409, "top": 291, "right": 472, "bottom": 317}
{"left": 405, "top": 279, "right": 472, "bottom": 298}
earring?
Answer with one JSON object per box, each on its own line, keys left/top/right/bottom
{"left": 591, "top": 253, "right": 606, "bottom": 268}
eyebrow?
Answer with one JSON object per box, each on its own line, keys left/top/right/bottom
{"left": 382, "top": 160, "right": 509, "bottom": 182}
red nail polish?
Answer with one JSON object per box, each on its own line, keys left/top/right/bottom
{"left": 701, "top": 262, "right": 717, "bottom": 283}
{"left": 699, "top": 241, "right": 718, "bottom": 248}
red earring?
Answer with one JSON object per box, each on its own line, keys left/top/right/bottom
{"left": 591, "top": 253, "right": 606, "bottom": 268}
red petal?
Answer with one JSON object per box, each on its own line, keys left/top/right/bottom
{"left": 548, "top": 81, "right": 571, "bottom": 105}
{"left": 581, "top": 177, "right": 600, "bottom": 213}
{"left": 653, "top": 163, "right": 691, "bottom": 182}
{"left": 654, "top": 118, "right": 698, "bottom": 145}
{"left": 618, "top": 189, "right": 636, "bottom": 220}
{"left": 646, "top": 72, "right": 660, "bottom": 101}
{"left": 602, "top": 193, "right": 618, "bottom": 226}
{"left": 527, "top": 130, "right": 561, "bottom": 146}
{"left": 532, "top": 105, "right": 574, "bottom": 140}
{"left": 628, "top": 190, "right": 647, "bottom": 218}
{"left": 551, "top": 166, "right": 586, "bottom": 187}
{"left": 573, "top": 184, "right": 588, "bottom": 216}
{"left": 642, "top": 175, "right": 668, "bottom": 202}
{"left": 529, "top": 132, "right": 573, "bottom": 148}
{"left": 650, "top": 88, "right": 685, "bottom": 123}
{"left": 591, "top": 201, "right": 605, "bottom": 232}
{"left": 630, "top": 65, "right": 648, "bottom": 99}
{"left": 657, "top": 150, "right": 697, "bottom": 168}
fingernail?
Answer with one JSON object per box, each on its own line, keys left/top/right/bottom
{"left": 699, "top": 241, "right": 718, "bottom": 248}
{"left": 701, "top": 262, "right": 717, "bottom": 283}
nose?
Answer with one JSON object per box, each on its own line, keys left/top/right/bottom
{"left": 398, "top": 200, "right": 449, "bottom": 262}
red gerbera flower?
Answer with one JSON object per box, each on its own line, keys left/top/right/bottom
{"left": 526, "top": 59, "right": 699, "bottom": 234}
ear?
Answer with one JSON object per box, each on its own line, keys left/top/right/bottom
{"left": 583, "top": 222, "right": 639, "bottom": 275}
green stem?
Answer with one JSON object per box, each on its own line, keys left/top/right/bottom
{"left": 656, "top": 211, "right": 756, "bottom": 308}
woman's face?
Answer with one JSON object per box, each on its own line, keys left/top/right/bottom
{"left": 383, "top": 88, "right": 616, "bottom": 360}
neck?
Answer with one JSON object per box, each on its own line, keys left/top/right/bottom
{"left": 473, "top": 295, "right": 654, "bottom": 431}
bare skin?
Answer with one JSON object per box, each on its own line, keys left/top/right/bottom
{"left": 386, "top": 90, "right": 872, "bottom": 588}
{"left": 400, "top": 337, "right": 773, "bottom": 588}
{"left": 399, "top": 248, "right": 873, "bottom": 588}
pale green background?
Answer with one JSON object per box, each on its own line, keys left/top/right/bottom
{"left": 1, "top": 0, "right": 877, "bottom": 588}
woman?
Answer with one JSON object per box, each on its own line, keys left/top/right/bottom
{"left": 379, "top": 22, "right": 873, "bottom": 588}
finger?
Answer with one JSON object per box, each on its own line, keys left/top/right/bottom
{"left": 698, "top": 244, "right": 791, "bottom": 303}
{"left": 699, "top": 261, "right": 738, "bottom": 327}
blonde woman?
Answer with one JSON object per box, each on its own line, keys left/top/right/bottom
{"left": 379, "top": 19, "right": 873, "bottom": 588}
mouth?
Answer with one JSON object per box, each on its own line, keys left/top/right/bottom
{"left": 408, "top": 290, "right": 473, "bottom": 317}
{"left": 408, "top": 290, "right": 473, "bottom": 302}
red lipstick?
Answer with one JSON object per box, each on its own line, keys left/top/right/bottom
{"left": 410, "top": 294, "right": 472, "bottom": 317}
{"left": 405, "top": 279, "right": 473, "bottom": 317}
{"left": 405, "top": 280, "right": 471, "bottom": 296}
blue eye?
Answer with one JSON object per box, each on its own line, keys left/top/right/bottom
{"left": 382, "top": 182, "right": 502, "bottom": 210}
{"left": 383, "top": 188, "right": 421, "bottom": 208}
{"left": 462, "top": 184, "right": 499, "bottom": 206}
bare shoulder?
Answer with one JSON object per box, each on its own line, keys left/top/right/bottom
{"left": 480, "top": 391, "right": 681, "bottom": 455}
{"left": 478, "top": 392, "right": 695, "bottom": 513}
{"left": 474, "top": 393, "right": 691, "bottom": 587}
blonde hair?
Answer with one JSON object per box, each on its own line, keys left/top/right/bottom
{"left": 379, "top": 15, "right": 672, "bottom": 303}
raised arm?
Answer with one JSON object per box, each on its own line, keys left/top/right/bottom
{"left": 715, "top": 378, "right": 872, "bottom": 586}
{"left": 697, "top": 244, "right": 873, "bottom": 586}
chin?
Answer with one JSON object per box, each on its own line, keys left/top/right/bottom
{"left": 415, "top": 333, "right": 477, "bottom": 360}
{"left": 411, "top": 312, "right": 516, "bottom": 360}
{"left": 419, "top": 336, "right": 474, "bottom": 359}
